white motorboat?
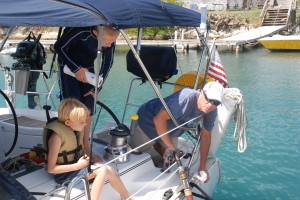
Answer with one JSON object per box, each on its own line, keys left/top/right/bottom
{"left": 0, "top": 44, "right": 16, "bottom": 55}
{"left": 0, "top": 0, "right": 247, "bottom": 199}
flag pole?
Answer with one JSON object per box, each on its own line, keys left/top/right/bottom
{"left": 201, "top": 39, "right": 216, "bottom": 89}
{"left": 209, "top": 39, "right": 216, "bottom": 61}
{"left": 193, "top": 4, "right": 209, "bottom": 90}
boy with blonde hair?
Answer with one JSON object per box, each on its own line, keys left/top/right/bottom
{"left": 43, "top": 98, "right": 131, "bottom": 200}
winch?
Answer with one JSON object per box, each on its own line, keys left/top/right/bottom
{"left": 105, "top": 124, "right": 131, "bottom": 163}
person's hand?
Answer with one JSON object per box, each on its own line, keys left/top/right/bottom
{"left": 77, "top": 155, "right": 89, "bottom": 169}
{"left": 84, "top": 90, "right": 98, "bottom": 101}
{"left": 163, "top": 147, "right": 176, "bottom": 163}
{"left": 75, "top": 68, "right": 88, "bottom": 83}
{"left": 198, "top": 166, "right": 210, "bottom": 183}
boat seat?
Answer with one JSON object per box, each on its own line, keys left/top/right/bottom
{"left": 126, "top": 45, "right": 178, "bottom": 83}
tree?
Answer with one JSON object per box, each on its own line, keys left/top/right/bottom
{"left": 125, "top": 0, "right": 184, "bottom": 39}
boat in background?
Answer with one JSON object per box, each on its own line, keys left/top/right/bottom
{"left": 258, "top": 34, "right": 300, "bottom": 51}
{"left": 0, "top": 44, "right": 16, "bottom": 55}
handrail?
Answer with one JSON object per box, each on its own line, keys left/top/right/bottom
{"left": 286, "top": 2, "right": 292, "bottom": 27}
{"left": 65, "top": 174, "right": 91, "bottom": 200}
{"left": 286, "top": 0, "right": 297, "bottom": 27}
{"left": 292, "top": 0, "right": 297, "bottom": 9}
{"left": 260, "top": 0, "right": 269, "bottom": 18}
{"left": 260, "top": 0, "right": 270, "bottom": 26}
{"left": 0, "top": 67, "right": 57, "bottom": 110}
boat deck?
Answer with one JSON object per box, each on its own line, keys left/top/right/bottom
{"left": 15, "top": 136, "right": 197, "bottom": 200}
{"left": 2, "top": 115, "right": 46, "bottom": 128}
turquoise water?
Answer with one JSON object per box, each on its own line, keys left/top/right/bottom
{"left": 1, "top": 46, "right": 300, "bottom": 199}
{"left": 214, "top": 49, "right": 300, "bottom": 200}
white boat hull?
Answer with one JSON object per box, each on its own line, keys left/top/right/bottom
{"left": 0, "top": 47, "right": 16, "bottom": 55}
{"left": 0, "top": 88, "right": 243, "bottom": 199}
{"left": 0, "top": 109, "right": 220, "bottom": 199}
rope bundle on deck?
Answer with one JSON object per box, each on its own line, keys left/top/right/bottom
{"left": 224, "top": 88, "right": 247, "bottom": 153}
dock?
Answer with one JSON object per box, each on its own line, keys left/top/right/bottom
{"left": 0, "top": 25, "right": 286, "bottom": 53}
{"left": 215, "top": 25, "right": 286, "bottom": 51}
{"left": 117, "top": 25, "right": 287, "bottom": 52}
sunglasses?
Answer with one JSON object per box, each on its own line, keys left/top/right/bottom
{"left": 203, "top": 92, "right": 221, "bottom": 106}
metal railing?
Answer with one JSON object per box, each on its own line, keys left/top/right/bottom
{"left": 65, "top": 174, "right": 91, "bottom": 200}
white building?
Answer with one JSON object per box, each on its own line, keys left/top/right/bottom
{"left": 180, "top": 0, "right": 259, "bottom": 11}
{"left": 183, "top": 0, "right": 227, "bottom": 11}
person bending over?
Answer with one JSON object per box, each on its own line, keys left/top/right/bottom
{"left": 54, "top": 26, "right": 120, "bottom": 162}
{"left": 43, "top": 98, "right": 132, "bottom": 200}
{"left": 130, "top": 81, "right": 224, "bottom": 182}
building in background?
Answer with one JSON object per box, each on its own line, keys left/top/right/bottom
{"left": 179, "top": 0, "right": 262, "bottom": 11}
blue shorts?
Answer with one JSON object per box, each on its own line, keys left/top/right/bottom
{"left": 54, "top": 167, "right": 87, "bottom": 187}
{"left": 59, "top": 66, "right": 96, "bottom": 115}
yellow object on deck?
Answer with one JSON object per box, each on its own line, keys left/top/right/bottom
{"left": 29, "top": 150, "right": 37, "bottom": 160}
{"left": 174, "top": 71, "right": 215, "bottom": 92}
{"left": 130, "top": 114, "right": 139, "bottom": 120}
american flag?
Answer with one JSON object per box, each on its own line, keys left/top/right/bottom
{"left": 208, "top": 49, "right": 229, "bottom": 88}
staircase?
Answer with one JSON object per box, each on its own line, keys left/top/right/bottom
{"left": 261, "top": 0, "right": 296, "bottom": 26}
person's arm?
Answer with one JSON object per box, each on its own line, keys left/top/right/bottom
{"left": 93, "top": 43, "right": 116, "bottom": 93}
{"left": 198, "top": 126, "right": 211, "bottom": 182}
{"left": 54, "top": 28, "right": 86, "bottom": 73}
{"left": 82, "top": 116, "right": 102, "bottom": 163}
{"left": 47, "top": 133, "right": 89, "bottom": 174}
{"left": 55, "top": 28, "right": 93, "bottom": 84}
{"left": 153, "top": 109, "right": 175, "bottom": 151}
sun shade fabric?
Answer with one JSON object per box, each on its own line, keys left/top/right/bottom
{"left": 59, "top": 0, "right": 202, "bottom": 29}
{"left": 0, "top": 0, "right": 201, "bottom": 28}
{"left": 0, "top": 0, "right": 106, "bottom": 27}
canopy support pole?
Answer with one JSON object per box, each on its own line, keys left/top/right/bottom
{"left": 120, "top": 29, "right": 179, "bottom": 127}
{"left": 0, "top": 27, "right": 15, "bottom": 51}
{"left": 88, "top": 25, "right": 104, "bottom": 173}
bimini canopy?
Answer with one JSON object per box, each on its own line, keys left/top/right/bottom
{"left": 58, "top": 0, "right": 202, "bottom": 29}
{"left": 0, "top": 0, "right": 201, "bottom": 28}
{"left": 0, "top": 0, "right": 107, "bottom": 27}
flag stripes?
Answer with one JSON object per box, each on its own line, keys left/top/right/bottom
{"left": 208, "top": 50, "right": 229, "bottom": 88}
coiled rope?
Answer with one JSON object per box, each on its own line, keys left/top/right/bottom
{"left": 224, "top": 88, "right": 247, "bottom": 153}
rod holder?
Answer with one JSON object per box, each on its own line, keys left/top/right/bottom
{"left": 129, "top": 114, "right": 139, "bottom": 137}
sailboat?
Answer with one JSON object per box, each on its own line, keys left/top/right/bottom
{"left": 0, "top": 0, "right": 247, "bottom": 199}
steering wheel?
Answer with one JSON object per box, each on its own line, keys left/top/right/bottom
{"left": 0, "top": 89, "right": 18, "bottom": 157}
